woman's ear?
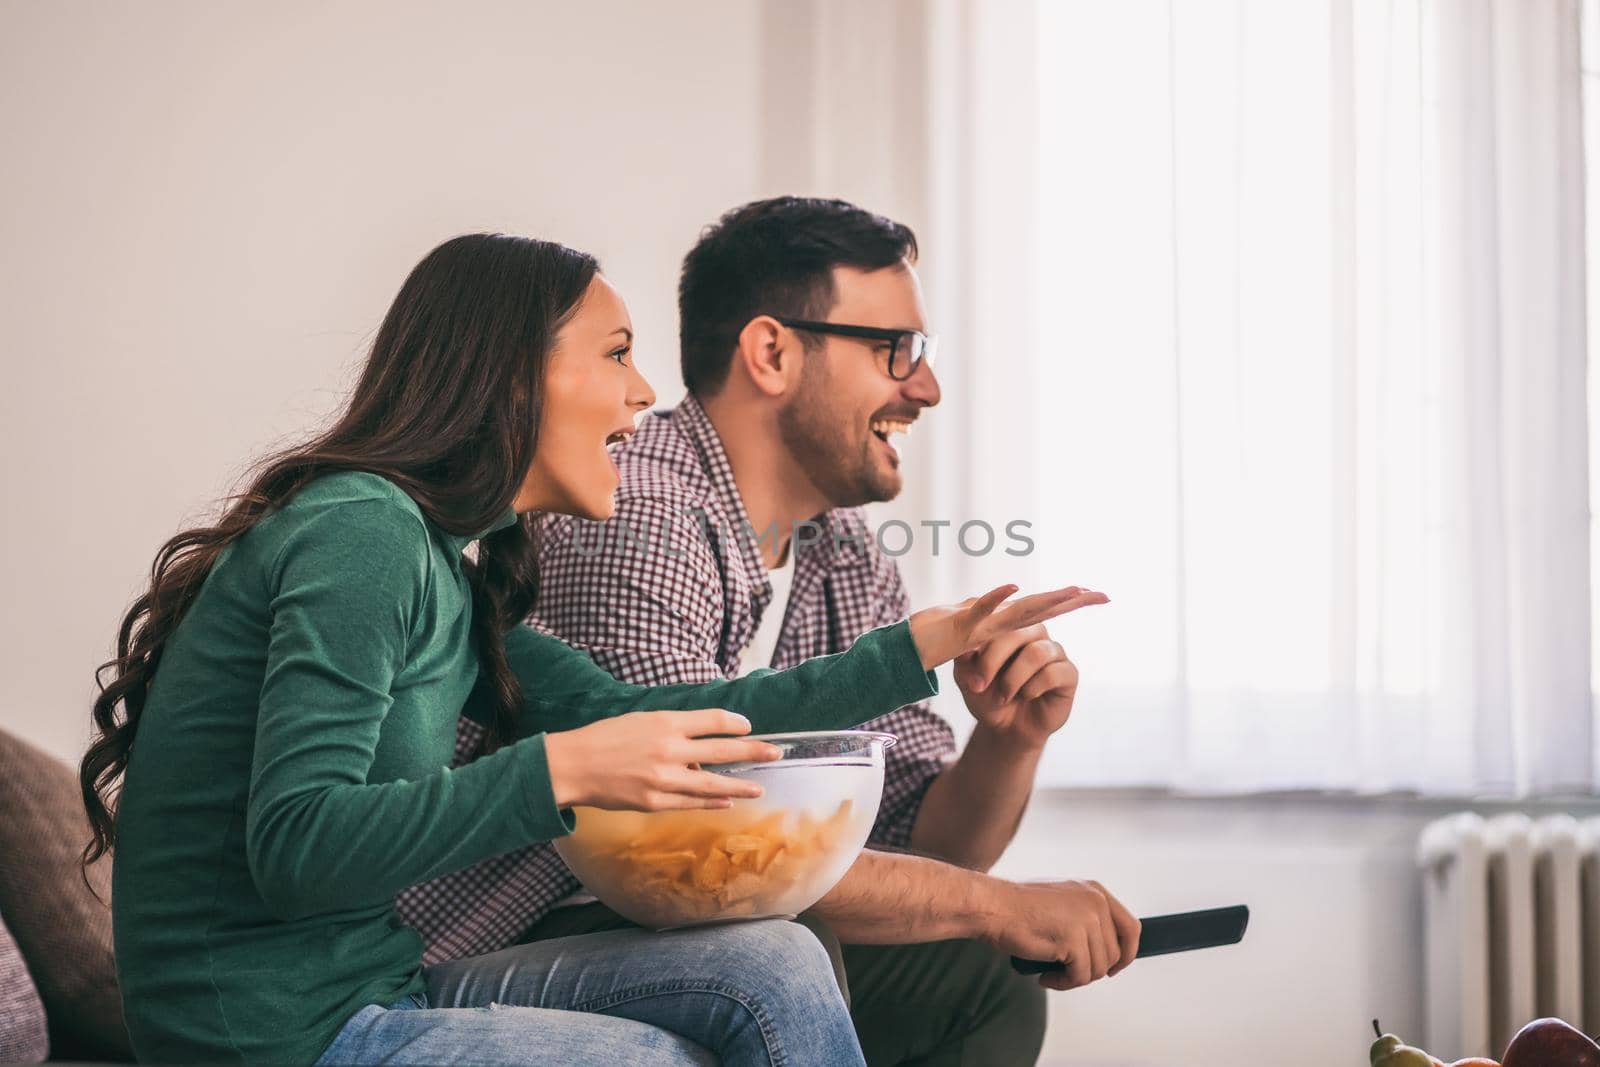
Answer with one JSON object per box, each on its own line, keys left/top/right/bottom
{"left": 733, "top": 315, "right": 798, "bottom": 398}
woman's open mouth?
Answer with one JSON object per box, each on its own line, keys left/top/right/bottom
{"left": 603, "top": 427, "right": 635, "bottom": 476}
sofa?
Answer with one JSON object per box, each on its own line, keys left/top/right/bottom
{"left": 0, "top": 727, "right": 134, "bottom": 1063}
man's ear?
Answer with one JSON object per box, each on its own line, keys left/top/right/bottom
{"left": 733, "top": 315, "right": 798, "bottom": 398}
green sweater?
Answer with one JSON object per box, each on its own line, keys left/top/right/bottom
{"left": 111, "top": 471, "right": 937, "bottom": 1065}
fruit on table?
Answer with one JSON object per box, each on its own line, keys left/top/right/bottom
{"left": 1372, "top": 1020, "right": 1447, "bottom": 1067}
{"left": 1501, "top": 1018, "right": 1600, "bottom": 1067}
{"left": 1370, "top": 1020, "right": 1504, "bottom": 1067}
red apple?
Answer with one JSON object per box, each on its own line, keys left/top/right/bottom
{"left": 1501, "top": 1018, "right": 1600, "bottom": 1067}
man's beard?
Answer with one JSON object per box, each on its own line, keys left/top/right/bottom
{"left": 777, "top": 353, "right": 900, "bottom": 509}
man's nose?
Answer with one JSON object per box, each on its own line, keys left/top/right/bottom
{"left": 901, "top": 357, "right": 941, "bottom": 408}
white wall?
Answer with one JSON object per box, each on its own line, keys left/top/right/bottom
{"left": 1006, "top": 790, "right": 1600, "bottom": 1067}
{"left": 0, "top": 0, "right": 775, "bottom": 763}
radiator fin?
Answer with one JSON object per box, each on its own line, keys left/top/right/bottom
{"left": 1418, "top": 812, "right": 1599, "bottom": 1058}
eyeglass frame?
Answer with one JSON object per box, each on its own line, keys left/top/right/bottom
{"left": 770, "top": 316, "right": 939, "bottom": 381}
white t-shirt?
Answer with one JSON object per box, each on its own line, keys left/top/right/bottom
{"left": 738, "top": 555, "right": 794, "bottom": 676}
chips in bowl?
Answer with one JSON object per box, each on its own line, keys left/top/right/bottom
{"left": 556, "top": 731, "right": 894, "bottom": 928}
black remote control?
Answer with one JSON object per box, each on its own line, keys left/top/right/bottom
{"left": 1009, "top": 904, "right": 1249, "bottom": 975}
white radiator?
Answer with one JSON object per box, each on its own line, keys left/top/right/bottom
{"left": 1417, "top": 813, "right": 1600, "bottom": 1059}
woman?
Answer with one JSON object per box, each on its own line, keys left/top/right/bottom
{"left": 81, "top": 234, "right": 1100, "bottom": 1066}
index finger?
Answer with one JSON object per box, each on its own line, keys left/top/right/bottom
{"left": 990, "top": 588, "right": 1108, "bottom": 634}
{"left": 970, "top": 624, "right": 1049, "bottom": 682}
{"left": 668, "top": 708, "right": 753, "bottom": 737}
{"left": 687, "top": 737, "right": 784, "bottom": 766}
{"left": 972, "top": 587, "right": 1076, "bottom": 642}
{"left": 959, "top": 584, "right": 1020, "bottom": 629}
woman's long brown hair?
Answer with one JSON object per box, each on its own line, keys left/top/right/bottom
{"left": 79, "top": 234, "right": 599, "bottom": 884}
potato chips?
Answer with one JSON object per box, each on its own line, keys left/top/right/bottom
{"left": 560, "top": 800, "right": 867, "bottom": 928}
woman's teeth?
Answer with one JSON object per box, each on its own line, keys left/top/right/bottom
{"left": 605, "top": 430, "right": 633, "bottom": 450}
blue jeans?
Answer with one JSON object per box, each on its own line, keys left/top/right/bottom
{"left": 315, "top": 918, "right": 866, "bottom": 1066}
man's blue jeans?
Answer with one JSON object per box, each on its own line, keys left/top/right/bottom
{"left": 314, "top": 918, "right": 866, "bottom": 1066}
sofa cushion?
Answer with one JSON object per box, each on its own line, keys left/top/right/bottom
{"left": 0, "top": 728, "right": 132, "bottom": 1061}
{"left": 0, "top": 908, "right": 49, "bottom": 1063}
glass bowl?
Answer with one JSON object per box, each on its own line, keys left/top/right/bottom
{"left": 554, "top": 731, "right": 896, "bottom": 929}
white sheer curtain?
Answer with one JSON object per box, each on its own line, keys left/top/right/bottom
{"left": 773, "top": 0, "right": 1595, "bottom": 796}
{"left": 1007, "top": 0, "right": 1593, "bottom": 796}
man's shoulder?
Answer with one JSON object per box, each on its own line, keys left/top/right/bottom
{"left": 823, "top": 505, "right": 900, "bottom": 572}
{"left": 816, "top": 505, "right": 909, "bottom": 611}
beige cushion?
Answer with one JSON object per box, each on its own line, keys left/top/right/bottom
{"left": 0, "top": 728, "right": 132, "bottom": 1061}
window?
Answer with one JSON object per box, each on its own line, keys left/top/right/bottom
{"left": 1024, "top": 0, "right": 1593, "bottom": 796}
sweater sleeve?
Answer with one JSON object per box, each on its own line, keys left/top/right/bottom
{"left": 492, "top": 617, "right": 939, "bottom": 738}
{"left": 245, "top": 500, "right": 573, "bottom": 922}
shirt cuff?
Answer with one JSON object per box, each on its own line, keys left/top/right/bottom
{"left": 515, "top": 733, "right": 577, "bottom": 840}
{"left": 883, "top": 619, "right": 940, "bottom": 704}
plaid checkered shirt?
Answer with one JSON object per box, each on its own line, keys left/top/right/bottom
{"left": 396, "top": 395, "right": 956, "bottom": 964}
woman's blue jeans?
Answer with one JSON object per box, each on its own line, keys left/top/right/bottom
{"left": 314, "top": 918, "right": 865, "bottom": 1066}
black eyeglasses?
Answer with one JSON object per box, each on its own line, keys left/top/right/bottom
{"left": 772, "top": 317, "right": 939, "bottom": 381}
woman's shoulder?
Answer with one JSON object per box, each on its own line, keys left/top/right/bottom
{"left": 258, "top": 471, "right": 434, "bottom": 565}
{"left": 289, "top": 469, "right": 424, "bottom": 519}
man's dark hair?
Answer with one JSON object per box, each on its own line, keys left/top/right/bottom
{"left": 678, "top": 196, "right": 918, "bottom": 396}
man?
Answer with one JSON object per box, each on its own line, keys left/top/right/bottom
{"left": 398, "top": 197, "right": 1139, "bottom": 1065}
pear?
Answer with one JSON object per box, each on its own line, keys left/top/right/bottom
{"left": 1372, "top": 1019, "right": 1442, "bottom": 1067}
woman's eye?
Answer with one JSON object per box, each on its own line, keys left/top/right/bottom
{"left": 608, "top": 347, "right": 630, "bottom": 365}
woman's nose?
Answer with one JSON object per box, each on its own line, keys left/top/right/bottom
{"left": 629, "top": 364, "right": 657, "bottom": 411}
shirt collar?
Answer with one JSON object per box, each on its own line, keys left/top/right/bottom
{"left": 672, "top": 395, "right": 771, "bottom": 594}
{"left": 669, "top": 396, "right": 869, "bottom": 600}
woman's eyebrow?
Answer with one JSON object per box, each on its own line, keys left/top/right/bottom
{"left": 610, "top": 327, "right": 634, "bottom": 342}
